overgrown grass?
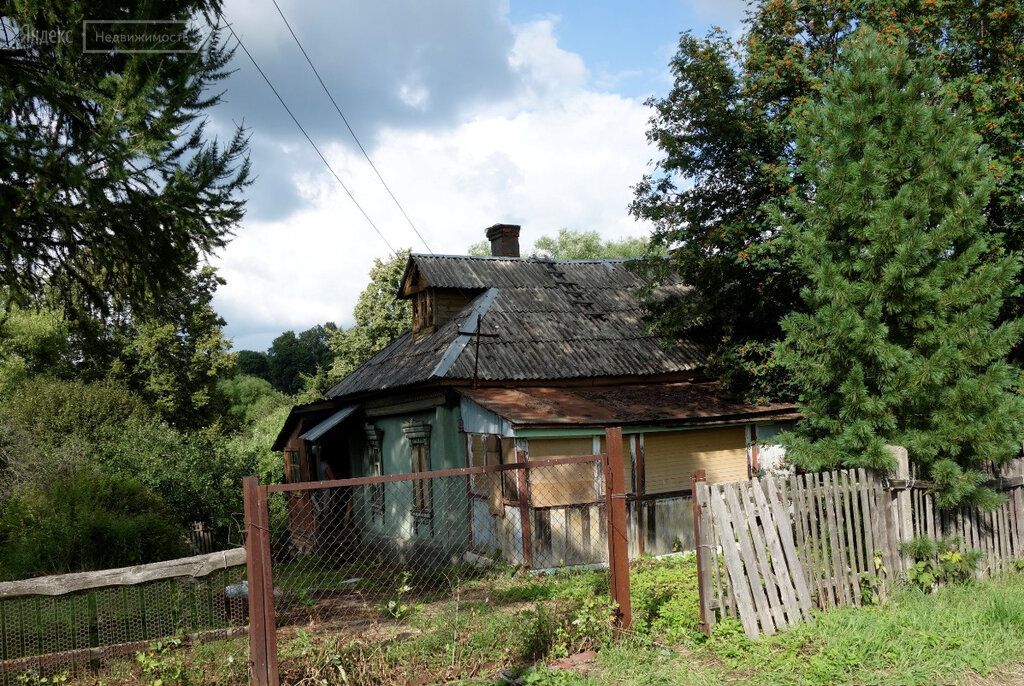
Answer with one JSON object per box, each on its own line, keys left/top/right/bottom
{"left": 47, "top": 557, "right": 1024, "bottom": 685}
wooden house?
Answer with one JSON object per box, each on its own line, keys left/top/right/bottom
{"left": 272, "top": 224, "right": 798, "bottom": 562}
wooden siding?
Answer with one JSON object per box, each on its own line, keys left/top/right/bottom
{"left": 527, "top": 437, "right": 600, "bottom": 507}
{"left": 644, "top": 428, "right": 747, "bottom": 493}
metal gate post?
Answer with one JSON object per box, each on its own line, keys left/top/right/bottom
{"left": 244, "top": 477, "right": 280, "bottom": 686}
{"left": 603, "top": 427, "right": 632, "bottom": 634}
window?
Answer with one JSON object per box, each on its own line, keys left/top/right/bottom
{"left": 285, "top": 450, "right": 301, "bottom": 483}
{"left": 403, "top": 421, "right": 432, "bottom": 521}
{"left": 412, "top": 444, "right": 431, "bottom": 515}
{"left": 364, "top": 425, "right": 384, "bottom": 520}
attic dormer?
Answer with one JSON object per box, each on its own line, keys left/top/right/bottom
{"left": 398, "top": 224, "right": 521, "bottom": 339}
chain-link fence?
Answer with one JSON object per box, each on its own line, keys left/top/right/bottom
{"left": 0, "top": 552, "right": 247, "bottom": 685}
{"left": 244, "top": 436, "right": 634, "bottom": 686}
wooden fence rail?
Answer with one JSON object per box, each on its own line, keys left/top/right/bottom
{"left": 694, "top": 453, "right": 1024, "bottom": 638}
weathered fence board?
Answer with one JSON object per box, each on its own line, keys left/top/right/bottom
{"left": 696, "top": 455, "right": 1024, "bottom": 639}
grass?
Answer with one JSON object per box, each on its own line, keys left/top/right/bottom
{"left": 40, "top": 557, "right": 1024, "bottom": 686}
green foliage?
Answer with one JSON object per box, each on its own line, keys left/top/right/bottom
{"left": 0, "top": 0, "right": 250, "bottom": 316}
{"left": 468, "top": 228, "right": 656, "bottom": 260}
{"left": 0, "top": 306, "right": 72, "bottom": 389}
{"left": 217, "top": 374, "right": 288, "bottom": 429}
{"left": 262, "top": 324, "right": 336, "bottom": 394}
{"left": 901, "top": 536, "right": 982, "bottom": 591}
{"left": 0, "top": 471, "right": 186, "bottom": 580}
{"left": 381, "top": 571, "right": 418, "bottom": 620}
{"left": 326, "top": 251, "right": 412, "bottom": 388}
{"left": 777, "top": 30, "right": 1024, "bottom": 505}
{"left": 135, "top": 640, "right": 188, "bottom": 686}
{"left": 110, "top": 268, "right": 236, "bottom": 429}
{"left": 634, "top": 1, "right": 1024, "bottom": 400}
{"left": 532, "top": 229, "right": 653, "bottom": 260}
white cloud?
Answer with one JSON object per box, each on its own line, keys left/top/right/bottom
{"left": 215, "top": 16, "right": 655, "bottom": 350}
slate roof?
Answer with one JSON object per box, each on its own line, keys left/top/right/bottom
{"left": 326, "top": 255, "right": 704, "bottom": 400}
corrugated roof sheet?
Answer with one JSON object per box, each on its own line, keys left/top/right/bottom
{"left": 459, "top": 383, "right": 799, "bottom": 427}
{"left": 327, "top": 255, "right": 706, "bottom": 399}
{"left": 299, "top": 405, "right": 359, "bottom": 442}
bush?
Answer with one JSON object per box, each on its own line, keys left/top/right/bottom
{"left": 901, "top": 535, "right": 982, "bottom": 591}
{"left": 0, "top": 471, "right": 186, "bottom": 580}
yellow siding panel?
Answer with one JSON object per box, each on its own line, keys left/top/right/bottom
{"left": 527, "top": 437, "right": 599, "bottom": 507}
{"left": 644, "top": 428, "right": 748, "bottom": 493}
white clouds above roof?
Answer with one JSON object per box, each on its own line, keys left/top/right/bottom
{"left": 212, "top": 6, "right": 656, "bottom": 350}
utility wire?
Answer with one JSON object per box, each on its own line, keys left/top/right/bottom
{"left": 268, "top": 0, "right": 434, "bottom": 255}
{"left": 220, "top": 15, "right": 398, "bottom": 254}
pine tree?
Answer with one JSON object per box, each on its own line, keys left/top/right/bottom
{"left": 779, "top": 29, "right": 1024, "bottom": 508}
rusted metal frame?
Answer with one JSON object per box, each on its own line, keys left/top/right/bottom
{"left": 243, "top": 477, "right": 270, "bottom": 686}
{"left": 265, "top": 453, "right": 602, "bottom": 493}
{"left": 691, "top": 469, "right": 712, "bottom": 635}
{"left": 603, "top": 427, "right": 632, "bottom": 634}
{"left": 254, "top": 484, "right": 279, "bottom": 686}
{"left": 516, "top": 447, "right": 534, "bottom": 567}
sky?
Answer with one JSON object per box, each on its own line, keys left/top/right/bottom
{"left": 210, "top": 0, "right": 749, "bottom": 351}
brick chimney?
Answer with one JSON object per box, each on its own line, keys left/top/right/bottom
{"left": 485, "top": 223, "right": 521, "bottom": 258}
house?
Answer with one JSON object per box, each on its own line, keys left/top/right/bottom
{"left": 272, "top": 224, "right": 798, "bottom": 563}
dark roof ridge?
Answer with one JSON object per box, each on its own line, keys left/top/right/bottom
{"left": 409, "top": 252, "right": 636, "bottom": 265}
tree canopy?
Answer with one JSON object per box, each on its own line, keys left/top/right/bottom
{"left": 0, "top": 0, "right": 250, "bottom": 316}
{"left": 468, "top": 228, "right": 653, "bottom": 260}
{"left": 633, "top": 0, "right": 1024, "bottom": 402}
{"left": 778, "top": 29, "right": 1024, "bottom": 508}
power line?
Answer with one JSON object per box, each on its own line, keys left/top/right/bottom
{"left": 219, "top": 15, "right": 398, "bottom": 254}
{"left": 268, "top": 0, "right": 435, "bottom": 255}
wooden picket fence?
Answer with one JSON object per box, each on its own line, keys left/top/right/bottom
{"left": 692, "top": 452, "right": 1024, "bottom": 638}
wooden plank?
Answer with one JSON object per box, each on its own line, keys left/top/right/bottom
{"left": 839, "top": 472, "right": 864, "bottom": 591}
{"left": 856, "top": 470, "right": 875, "bottom": 575}
{"left": 0, "top": 549, "right": 247, "bottom": 599}
{"left": 692, "top": 474, "right": 714, "bottom": 634}
{"left": 807, "top": 472, "right": 830, "bottom": 607}
{"left": 822, "top": 471, "right": 851, "bottom": 606}
{"left": 708, "top": 485, "right": 760, "bottom": 637}
{"left": 753, "top": 478, "right": 806, "bottom": 622}
{"left": 722, "top": 484, "right": 777, "bottom": 635}
{"left": 1012, "top": 483, "right": 1024, "bottom": 557}
{"left": 786, "top": 475, "right": 814, "bottom": 603}
{"left": 737, "top": 483, "right": 787, "bottom": 629}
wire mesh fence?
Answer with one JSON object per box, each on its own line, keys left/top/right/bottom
{"left": 0, "top": 553, "right": 247, "bottom": 685}
{"left": 263, "top": 456, "right": 612, "bottom": 636}
{"left": 242, "top": 429, "right": 634, "bottom": 686}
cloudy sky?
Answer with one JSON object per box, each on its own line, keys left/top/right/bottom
{"left": 210, "top": 0, "right": 748, "bottom": 351}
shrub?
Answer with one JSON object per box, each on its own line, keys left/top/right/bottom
{"left": 901, "top": 535, "right": 982, "bottom": 591}
{"left": 0, "top": 471, "right": 186, "bottom": 580}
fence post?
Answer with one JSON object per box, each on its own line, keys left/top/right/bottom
{"left": 691, "top": 469, "right": 714, "bottom": 635}
{"left": 515, "top": 444, "right": 533, "bottom": 568}
{"left": 886, "top": 445, "right": 912, "bottom": 572}
{"left": 244, "top": 477, "right": 279, "bottom": 686}
{"left": 603, "top": 427, "right": 632, "bottom": 634}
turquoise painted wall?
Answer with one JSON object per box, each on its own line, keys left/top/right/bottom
{"left": 355, "top": 405, "right": 468, "bottom": 549}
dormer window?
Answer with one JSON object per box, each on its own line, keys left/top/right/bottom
{"left": 412, "top": 290, "right": 436, "bottom": 336}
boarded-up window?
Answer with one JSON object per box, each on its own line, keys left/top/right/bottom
{"left": 598, "top": 435, "right": 634, "bottom": 494}
{"left": 643, "top": 427, "right": 747, "bottom": 494}
{"left": 470, "top": 434, "right": 508, "bottom": 515}
{"left": 285, "top": 450, "right": 300, "bottom": 483}
{"left": 527, "top": 437, "right": 599, "bottom": 507}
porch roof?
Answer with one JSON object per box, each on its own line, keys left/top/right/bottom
{"left": 458, "top": 382, "right": 799, "bottom": 429}
{"left": 299, "top": 405, "right": 359, "bottom": 442}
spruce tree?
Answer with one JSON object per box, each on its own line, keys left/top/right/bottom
{"left": 779, "top": 29, "right": 1024, "bottom": 508}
